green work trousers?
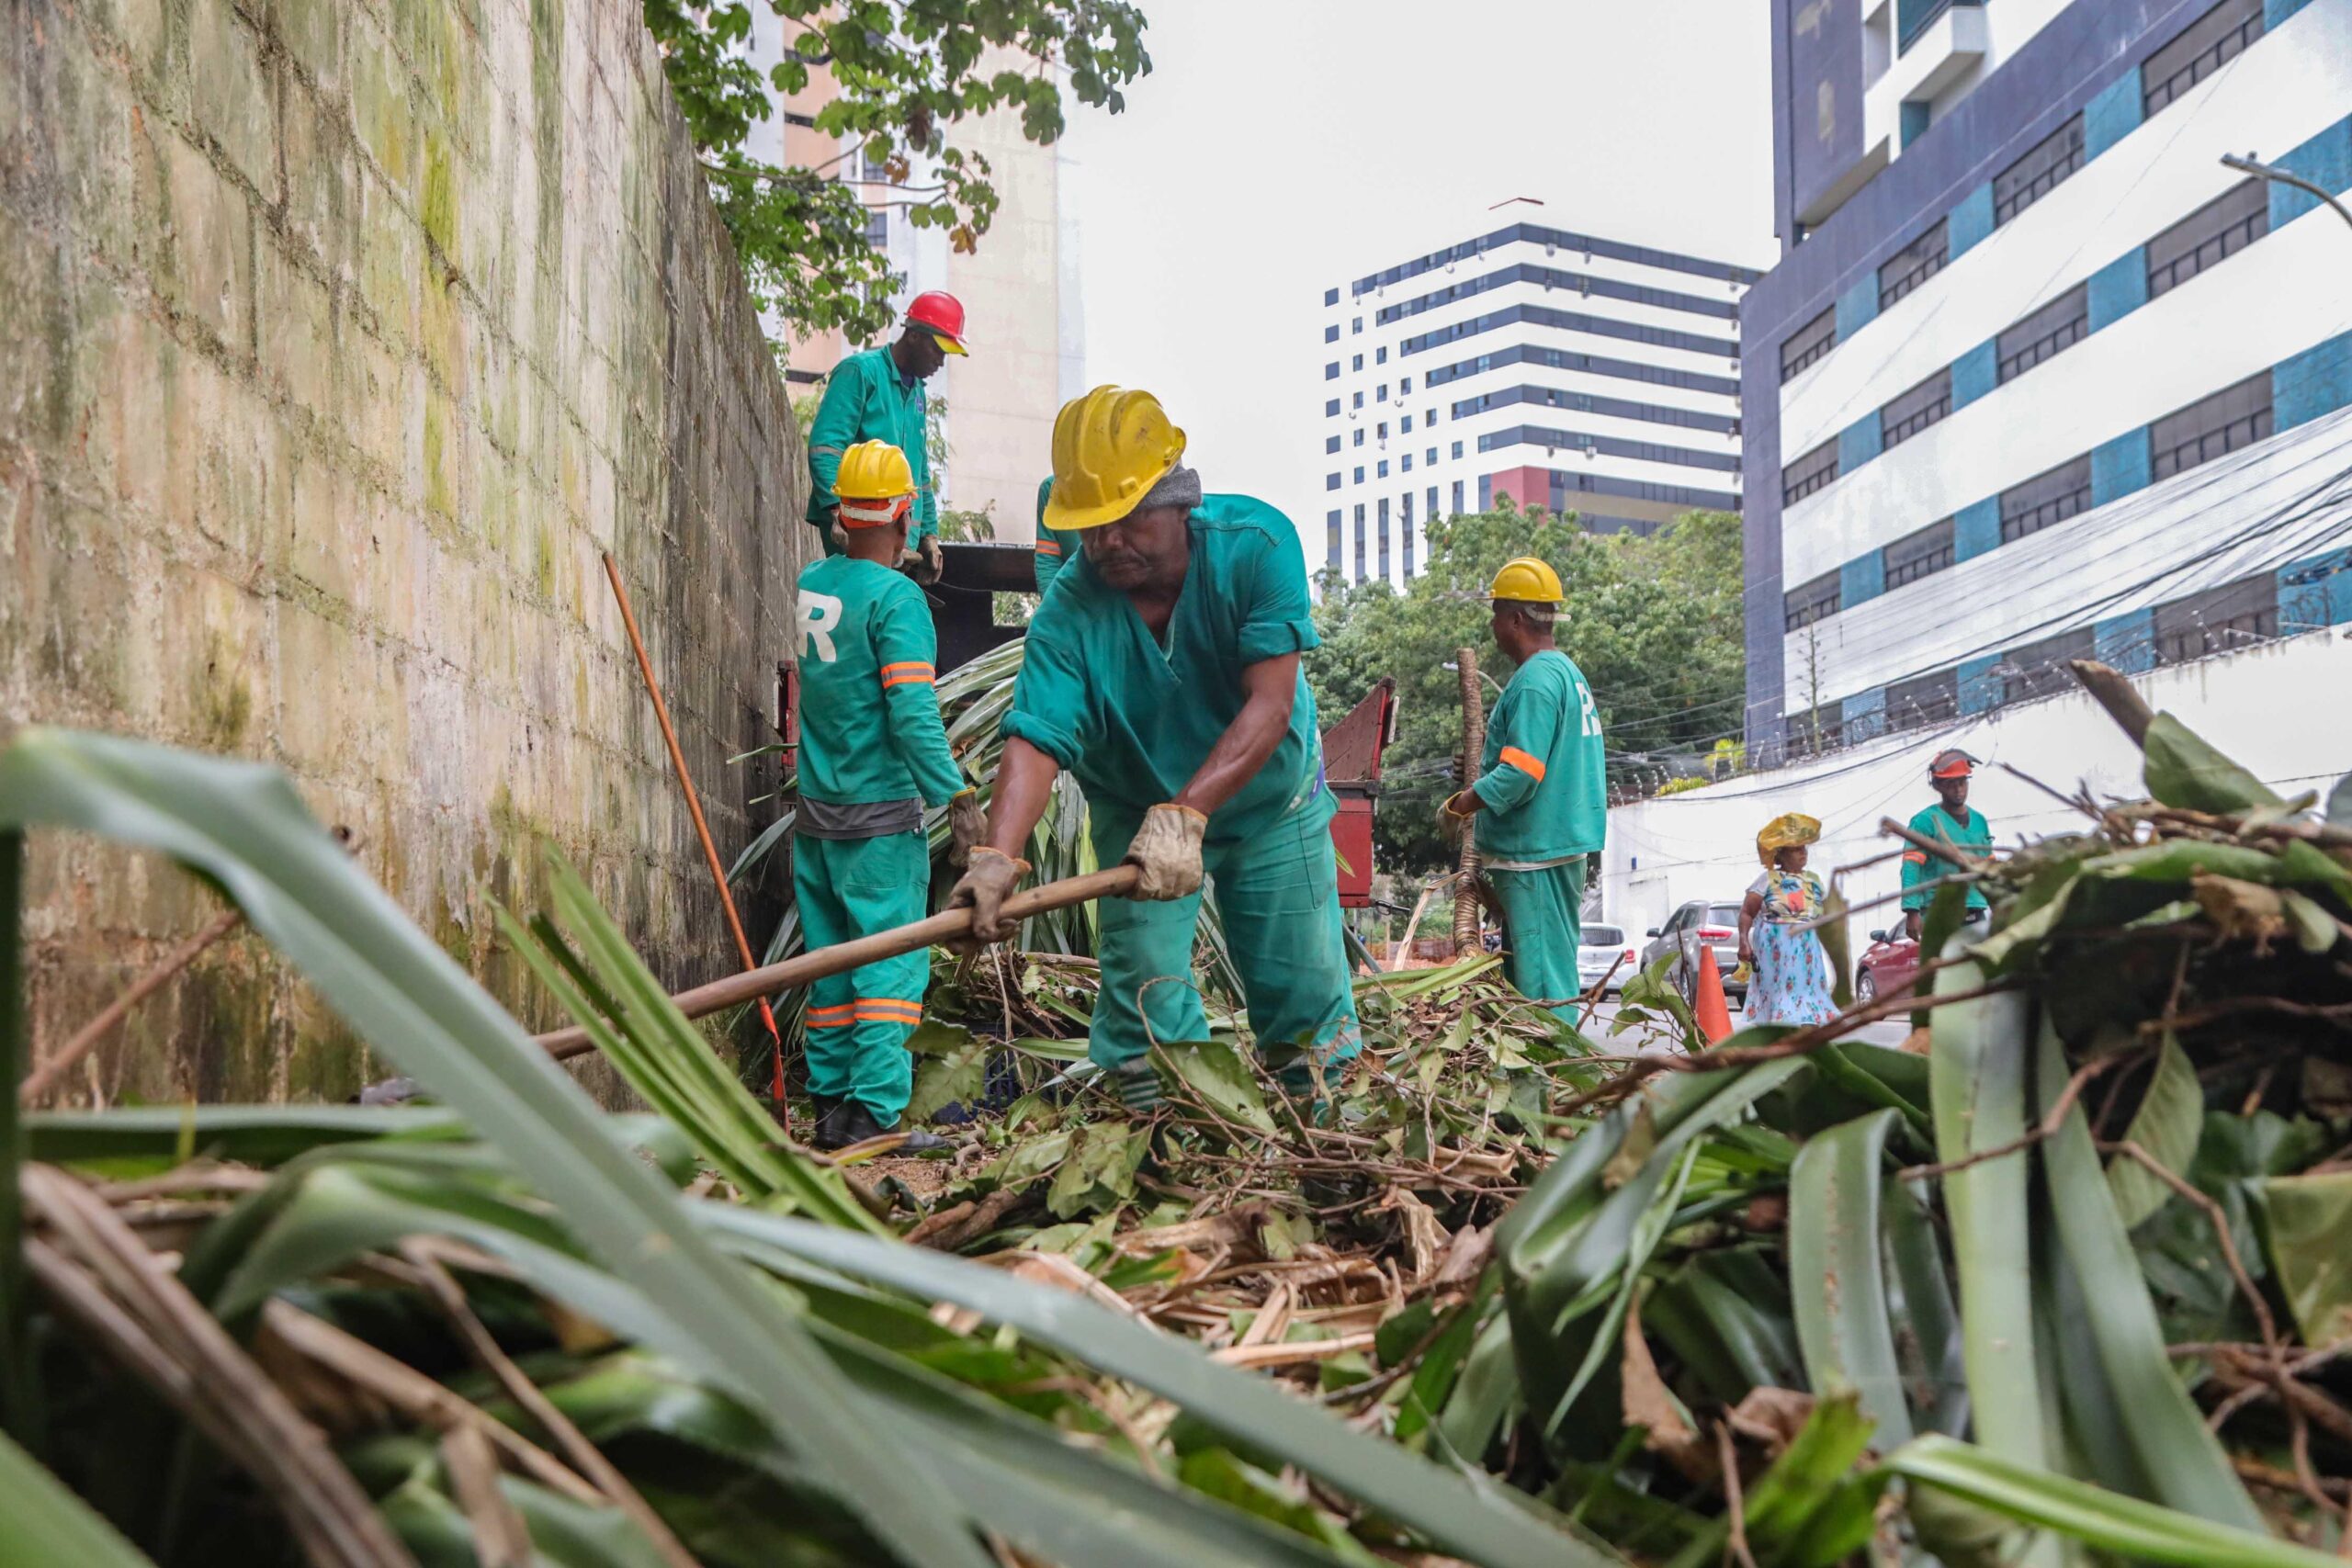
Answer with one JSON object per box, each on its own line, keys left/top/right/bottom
{"left": 791, "top": 830, "right": 929, "bottom": 1124}
{"left": 1089, "top": 797, "right": 1361, "bottom": 1076}
{"left": 1488, "top": 855, "right": 1588, "bottom": 1021}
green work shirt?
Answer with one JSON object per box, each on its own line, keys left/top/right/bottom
{"left": 804, "top": 347, "right": 938, "bottom": 545}
{"left": 794, "top": 557, "right": 966, "bottom": 815}
{"left": 1470, "top": 649, "right": 1607, "bottom": 863}
{"left": 1899, "top": 802, "right": 1993, "bottom": 910}
{"left": 1033, "top": 476, "right": 1079, "bottom": 593}
{"left": 1004, "top": 495, "right": 1329, "bottom": 847}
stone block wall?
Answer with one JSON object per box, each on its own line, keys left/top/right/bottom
{"left": 0, "top": 0, "right": 815, "bottom": 1102}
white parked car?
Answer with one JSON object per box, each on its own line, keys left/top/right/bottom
{"left": 1577, "top": 922, "right": 1638, "bottom": 998}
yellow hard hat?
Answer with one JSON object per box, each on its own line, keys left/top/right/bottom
{"left": 1489, "top": 556, "right": 1564, "bottom": 604}
{"left": 1043, "top": 386, "right": 1187, "bottom": 531}
{"left": 835, "top": 440, "right": 915, "bottom": 525}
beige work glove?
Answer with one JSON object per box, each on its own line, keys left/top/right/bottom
{"left": 947, "top": 846, "right": 1030, "bottom": 952}
{"left": 1123, "top": 803, "right": 1207, "bottom": 901}
{"left": 1439, "top": 789, "right": 1479, "bottom": 842}
{"left": 946, "top": 788, "right": 987, "bottom": 869}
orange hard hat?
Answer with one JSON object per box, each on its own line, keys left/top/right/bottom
{"left": 907, "top": 291, "right": 967, "bottom": 355}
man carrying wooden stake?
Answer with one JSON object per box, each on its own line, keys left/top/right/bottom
{"left": 794, "top": 441, "right": 985, "bottom": 1148}
{"left": 1441, "top": 558, "right": 1607, "bottom": 1019}
{"left": 946, "top": 387, "right": 1359, "bottom": 1110}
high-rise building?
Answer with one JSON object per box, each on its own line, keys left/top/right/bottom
{"left": 747, "top": 24, "right": 1083, "bottom": 540}
{"left": 1742, "top": 0, "right": 2352, "bottom": 757}
{"left": 1317, "top": 219, "right": 1758, "bottom": 589}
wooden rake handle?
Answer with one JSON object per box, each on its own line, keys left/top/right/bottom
{"left": 535, "top": 865, "right": 1140, "bottom": 1061}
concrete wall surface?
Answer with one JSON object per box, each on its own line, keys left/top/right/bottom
{"left": 1600, "top": 628, "right": 2352, "bottom": 953}
{"left": 0, "top": 0, "right": 814, "bottom": 1103}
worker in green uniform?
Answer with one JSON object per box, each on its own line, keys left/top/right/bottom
{"left": 1901, "top": 749, "right": 1993, "bottom": 939}
{"left": 805, "top": 291, "right": 967, "bottom": 584}
{"left": 946, "top": 386, "right": 1359, "bottom": 1109}
{"left": 794, "top": 439, "right": 986, "bottom": 1149}
{"left": 1440, "top": 557, "right": 1608, "bottom": 1019}
{"left": 1032, "top": 475, "right": 1078, "bottom": 593}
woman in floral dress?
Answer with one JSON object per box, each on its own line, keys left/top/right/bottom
{"left": 1738, "top": 813, "right": 1837, "bottom": 1027}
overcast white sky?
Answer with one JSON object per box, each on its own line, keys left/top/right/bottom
{"left": 1057, "top": 0, "right": 1780, "bottom": 531}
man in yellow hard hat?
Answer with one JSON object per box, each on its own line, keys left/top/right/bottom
{"left": 946, "top": 388, "right": 1358, "bottom": 1109}
{"left": 1441, "top": 558, "right": 1607, "bottom": 1019}
{"left": 794, "top": 440, "right": 986, "bottom": 1148}
{"left": 805, "top": 292, "right": 967, "bottom": 585}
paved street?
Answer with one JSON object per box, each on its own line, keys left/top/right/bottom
{"left": 1582, "top": 999, "right": 1913, "bottom": 1055}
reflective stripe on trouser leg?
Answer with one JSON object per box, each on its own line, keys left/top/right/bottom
{"left": 1087, "top": 807, "right": 1209, "bottom": 1072}
{"left": 1486, "top": 856, "right": 1586, "bottom": 1021}
{"left": 1205, "top": 798, "right": 1360, "bottom": 1072}
{"left": 790, "top": 830, "right": 929, "bottom": 1124}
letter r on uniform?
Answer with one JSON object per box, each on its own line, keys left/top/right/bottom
{"left": 797, "top": 592, "right": 843, "bottom": 663}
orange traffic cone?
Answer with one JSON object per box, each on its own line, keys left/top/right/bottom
{"left": 1693, "top": 944, "right": 1735, "bottom": 1045}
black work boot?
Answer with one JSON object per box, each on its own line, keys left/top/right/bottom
{"left": 807, "top": 1095, "right": 845, "bottom": 1148}
{"left": 823, "top": 1101, "right": 949, "bottom": 1153}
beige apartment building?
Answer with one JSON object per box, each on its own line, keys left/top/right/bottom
{"left": 749, "top": 21, "right": 1081, "bottom": 544}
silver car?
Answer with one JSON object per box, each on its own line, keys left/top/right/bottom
{"left": 1577, "top": 922, "right": 1637, "bottom": 997}
{"left": 1638, "top": 899, "right": 1749, "bottom": 1004}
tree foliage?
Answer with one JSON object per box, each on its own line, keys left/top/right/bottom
{"left": 1305, "top": 505, "right": 1745, "bottom": 873}
{"left": 647, "top": 1, "right": 1153, "bottom": 342}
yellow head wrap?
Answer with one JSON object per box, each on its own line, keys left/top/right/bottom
{"left": 1757, "top": 812, "right": 1822, "bottom": 866}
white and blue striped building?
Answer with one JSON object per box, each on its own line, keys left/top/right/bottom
{"left": 1743, "top": 0, "right": 2352, "bottom": 757}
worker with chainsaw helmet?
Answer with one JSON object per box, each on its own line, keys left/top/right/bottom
{"left": 947, "top": 387, "right": 1359, "bottom": 1110}
{"left": 1900, "top": 749, "right": 1992, "bottom": 940}
{"left": 793, "top": 440, "right": 986, "bottom": 1149}
{"left": 1441, "top": 557, "right": 1608, "bottom": 1018}
{"left": 805, "top": 291, "right": 967, "bottom": 584}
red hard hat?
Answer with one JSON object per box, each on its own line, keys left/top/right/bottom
{"left": 906, "top": 290, "right": 967, "bottom": 348}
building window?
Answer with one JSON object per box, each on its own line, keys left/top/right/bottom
{"left": 1426, "top": 485, "right": 1438, "bottom": 516}
{"left": 1326, "top": 510, "right": 1342, "bottom": 569}
{"left": 1325, "top": 472, "right": 1340, "bottom": 491}
{"left": 1783, "top": 570, "right": 1841, "bottom": 631}
{"left": 1879, "top": 218, "right": 1949, "bottom": 310}
{"left": 1376, "top": 385, "right": 1388, "bottom": 403}
{"left": 1400, "top": 376, "right": 1413, "bottom": 394}
{"left": 1402, "top": 492, "right": 1414, "bottom": 525}
{"left": 1994, "top": 114, "right": 2086, "bottom": 226}
{"left": 1325, "top": 435, "right": 1340, "bottom": 454}
{"left": 1885, "top": 668, "right": 1960, "bottom": 732}
{"left": 2000, "top": 626, "right": 2096, "bottom": 702}
{"left": 2150, "top": 373, "right": 2274, "bottom": 480}
{"left": 2147, "top": 179, "right": 2268, "bottom": 299}
{"left": 1996, "top": 284, "right": 2089, "bottom": 382}
{"left": 1999, "top": 455, "right": 2092, "bottom": 543}
{"left": 1324, "top": 288, "right": 1339, "bottom": 307}
{"left": 2154, "top": 572, "right": 2278, "bottom": 664}
{"left": 1376, "top": 460, "right": 1389, "bottom": 479}
{"left": 1351, "top": 316, "right": 1362, "bottom": 334}
{"left": 1352, "top": 504, "right": 1366, "bottom": 579}
{"left": 1351, "top": 354, "right": 1363, "bottom": 371}
{"left": 1401, "top": 414, "right": 1413, "bottom": 434}
{"left": 1376, "top": 347, "right": 1388, "bottom": 365}
{"left": 865, "top": 209, "right": 890, "bottom": 246}
{"left": 1450, "top": 440, "right": 1464, "bottom": 460}
{"left": 1377, "top": 498, "right": 1392, "bottom": 577}
{"left": 1883, "top": 517, "right": 1956, "bottom": 590}
{"left": 1325, "top": 362, "right": 1340, "bottom": 381}
{"left": 1352, "top": 392, "right": 1364, "bottom": 410}
{"left": 1781, "top": 439, "right": 1840, "bottom": 506}
{"left": 1325, "top": 399, "right": 1340, "bottom": 417}
{"left": 1402, "top": 453, "right": 1413, "bottom": 472}
{"left": 1352, "top": 429, "right": 1364, "bottom": 448}
{"left": 1353, "top": 466, "right": 1364, "bottom": 484}
{"left": 1780, "top": 306, "right": 1837, "bottom": 383}
{"left": 1452, "top": 479, "right": 1464, "bottom": 514}
{"left": 1785, "top": 703, "right": 1842, "bottom": 759}
{"left": 1376, "top": 422, "right": 1388, "bottom": 439}
{"left": 2143, "top": 0, "right": 2265, "bottom": 118}
{"left": 1882, "top": 367, "right": 1953, "bottom": 449}
{"left": 1426, "top": 408, "right": 1437, "bottom": 424}
{"left": 1426, "top": 447, "right": 1437, "bottom": 465}
{"left": 1324, "top": 324, "right": 1339, "bottom": 344}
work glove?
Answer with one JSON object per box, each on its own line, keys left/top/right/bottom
{"left": 946, "top": 845, "right": 1029, "bottom": 953}
{"left": 908, "top": 534, "right": 944, "bottom": 584}
{"left": 946, "top": 788, "right": 987, "bottom": 870}
{"left": 826, "top": 520, "right": 850, "bottom": 555}
{"left": 1123, "top": 803, "right": 1207, "bottom": 901}
{"left": 1439, "top": 789, "right": 1479, "bottom": 842}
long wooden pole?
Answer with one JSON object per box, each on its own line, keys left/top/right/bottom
{"left": 534, "top": 867, "right": 1141, "bottom": 1061}
{"left": 1452, "top": 647, "right": 1486, "bottom": 957}
{"left": 601, "top": 554, "right": 789, "bottom": 1109}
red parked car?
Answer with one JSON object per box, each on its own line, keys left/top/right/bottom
{"left": 1855, "top": 928, "right": 1923, "bottom": 1004}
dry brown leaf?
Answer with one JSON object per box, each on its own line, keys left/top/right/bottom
{"left": 1376, "top": 1187, "right": 1449, "bottom": 1287}
{"left": 987, "top": 1251, "right": 1145, "bottom": 1316}
{"left": 1431, "top": 1224, "right": 1493, "bottom": 1290}
{"left": 1620, "top": 1292, "right": 1712, "bottom": 1483}
{"left": 442, "top": 1422, "right": 533, "bottom": 1567}
{"left": 1727, "top": 1385, "right": 1817, "bottom": 1455}
{"left": 1212, "top": 1328, "right": 1380, "bottom": 1369}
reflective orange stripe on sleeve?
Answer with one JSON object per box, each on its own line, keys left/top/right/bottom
{"left": 1901, "top": 851, "right": 1928, "bottom": 865}
{"left": 879, "top": 661, "right": 935, "bottom": 688}
{"left": 1499, "top": 746, "right": 1547, "bottom": 781}
{"left": 855, "top": 999, "right": 923, "bottom": 1022}
{"left": 1035, "top": 539, "right": 1061, "bottom": 557}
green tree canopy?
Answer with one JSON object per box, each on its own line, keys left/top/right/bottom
{"left": 1305, "top": 504, "right": 1745, "bottom": 873}
{"left": 648, "top": 1, "right": 1153, "bottom": 342}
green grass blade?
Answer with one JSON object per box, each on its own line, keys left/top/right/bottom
{"left": 0, "top": 728, "right": 989, "bottom": 1568}
{"left": 1789, "top": 1109, "right": 1915, "bottom": 1448}
{"left": 1889, "top": 1436, "right": 2337, "bottom": 1567}
{"left": 0, "top": 1427, "right": 156, "bottom": 1565}
{"left": 702, "top": 1205, "right": 1625, "bottom": 1568}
